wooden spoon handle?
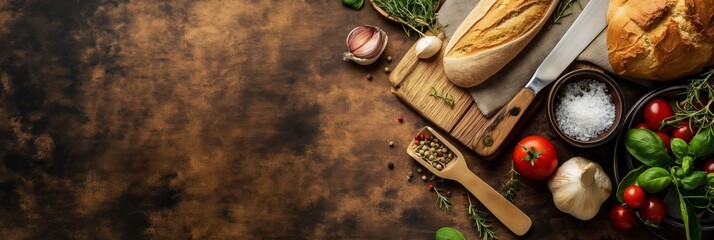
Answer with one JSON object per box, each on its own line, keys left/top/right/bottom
{"left": 474, "top": 87, "right": 535, "bottom": 157}
{"left": 459, "top": 171, "right": 532, "bottom": 236}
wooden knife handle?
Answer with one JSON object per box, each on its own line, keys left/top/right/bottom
{"left": 458, "top": 170, "right": 532, "bottom": 235}
{"left": 475, "top": 88, "right": 535, "bottom": 156}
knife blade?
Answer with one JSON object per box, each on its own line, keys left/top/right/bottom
{"left": 473, "top": 0, "right": 610, "bottom": 157}
{"left": 526, "top": 0, "right": 610, "bottom": 94}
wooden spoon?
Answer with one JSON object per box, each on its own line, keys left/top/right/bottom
{"left": 407, "top": 126, "right": 532, "bottom": 236}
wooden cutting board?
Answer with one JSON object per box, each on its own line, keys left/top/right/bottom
{"left": 390, "top": 35, "right": 593, "bottom": 160}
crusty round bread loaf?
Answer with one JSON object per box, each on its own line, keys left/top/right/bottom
{"left": 607, "top": 0, "right": 714, "bottom": 81}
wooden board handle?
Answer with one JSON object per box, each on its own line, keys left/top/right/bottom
{"left": 474, "top": 87, "right": 535, "bottom": 156}
{"left": 457, "top": 170, "right": 532, "bottom": 235}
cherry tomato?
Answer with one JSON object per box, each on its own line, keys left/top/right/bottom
{"left": 640, "top": 196, "right": 667, "bottom": 224}
{"left": 512, "top": 136, "right": 558, "bottom": 180}
{"left": 643, "top": 98, "right": 674, "bottom": 131}
{"left": 702, "top": 159, "right": 714, "bottom": 174}
{"left": 633, "top": 122, "right": 650, "bottom": 130}
{"left": 623, "top": 185, "right": 646, "bottom": 209}
{"left": 671, "top": 120, "right": 697, "bottom": 143}
{"left": 693, "top": 96, "right": 709, "bottom": 110}
{"left": 610, "top": 204, "right": 637, "bottom": 230}
{"left": 655, "top": 132, "right": 671, "bottom": 153}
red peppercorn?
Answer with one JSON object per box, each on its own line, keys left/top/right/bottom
{"left": 414, "top": 140, "right": 420, "bottom": 145}
{"left": 445, "top": 191, "right": 452, "bottom": 197}
{"left": 428, "top": 184, "right": 434, "bottom": 191}
{"left": 397, "top": 116, "right": 404, "bottom": 122}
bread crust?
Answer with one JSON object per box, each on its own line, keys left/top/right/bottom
{"left": 443, "top": 0, "right": 558, "bottom": 88}
{"left": 607, "top": 0, "right": 714, "bottom": 81}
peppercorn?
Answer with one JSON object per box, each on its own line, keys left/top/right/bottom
{"left": 389, "top": 141, "right": 394, "bottom": 147}
{"left": 417, "top": 168, "right": 423, "bottom": 173}
{"left": 384, "top": 67, "right": 390, "bottom": 73}
{"left": 428, "top": 184, "right": 434, "bottom": 191}
{"left": 366, "top": 74, "right": 372, "bottom": 81}
{"left": 421, "top": 175, "right": 427, "bottom": 181}
{"left": 387, "top": 161, "right": 394, "bottom": 169}
{"left": 407, "top": 171, "right": 413, "bottom": 177}
{"left": 397, "top": 116, "right": 404, "bottom": 122}
{"left": 445, "top": 191, "right": 452, "bottom": 197}
{"left": 387, "top": 56, "right": 392, "bottom": 62}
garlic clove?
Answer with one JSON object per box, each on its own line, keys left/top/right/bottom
{"left": 343, "top": 26, "right": 388, "bottom": 65}
{"left": 415, "top": 36, "right": 443, "bottom": 59}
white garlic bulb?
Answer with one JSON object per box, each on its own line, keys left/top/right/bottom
{"left": 547, "top": 157, "right": 612, "bottom": 220}
{"left": 415, "top": 35, "right": 442, "bottom": 59}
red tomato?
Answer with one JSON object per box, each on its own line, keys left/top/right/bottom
{"left": 693, "top": 96, "right": 709, "bottom": 110}
{"left": 702, "top": 159, "right": 714, "bottom": 174}
{"left": 655, "top": 132, "right": 671, "bottom": 153}
{"left": 643, "top": 99, "right": 674, "bottom": 131}
{"left": 610, "top": 205, "right": 637, "bottom": 230}
{"left": 640, "top": 196, "right": 667, "bottom": 224}
{"left": 672, "top": 120, "right": 697, "bottom": 143}
{"left": 512, "top": 136, "right": 558, "bottom": 180}
{"left": 633, "top": 122, "right": 650, "bottom": 130}
{"left": 623, "top": 185, "right": 646, "bottom": 209}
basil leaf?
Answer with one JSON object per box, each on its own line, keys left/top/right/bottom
{"left": 690, "top": 127, "right": 714, "bottom": 158}
{"left": 637, "top": 167, "right": 672, "bottom": 193}
{"left": 670, "top": 138, "right": 691, "bottom": 159}
{"left": 682, "top": 156, "right": 694, "bottom": 174}
{"left": 616, "top": 165, "right": 646, "bottom": 203}
{"left": 672, "top": 166, "right": 685, "bottom": 179}
{"left": 681, "top": 171, "right": 707, "bottom": 190}
{"left": 637, "top": 169, "right": 673, "bottom": 194}
{"left": 342, "top": 0, "right": 364, "bottom": 9}
{"left": 708, "top": 173, "right": 714, "bottom": 187}
{"left": 677, "top": 185, "right": 702, "bottom": 240}
{"left": 625, "top": 128, "right": 673, "bottom": 167}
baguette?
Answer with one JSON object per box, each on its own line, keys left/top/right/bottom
{"left": 443, "top": 0, "right": 558, "bottom": 88}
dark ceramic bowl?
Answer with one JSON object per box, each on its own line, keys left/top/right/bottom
{"left": 613, "top": 85, "right": 714, "bottom": 235}
{"left": 547, "top": 69, "right": 624, "bottom": 148}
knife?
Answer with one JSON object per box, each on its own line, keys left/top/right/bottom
{"left": 473, "top": 0, "right": 609, "bottom": 156}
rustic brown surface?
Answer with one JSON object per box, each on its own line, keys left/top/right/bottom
{"left": 0, "top": 0, "right": 710, "bottom": 239}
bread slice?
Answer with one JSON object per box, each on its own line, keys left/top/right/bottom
{"left": 443, "top": 0, "right": 559, "bottom": 88}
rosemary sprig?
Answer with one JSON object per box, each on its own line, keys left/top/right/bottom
{"left": 551, "top": 0, "right": 582, "bottom": 25}
{"left": 434, "top": 187, "right": 452, "bottom": 213}
{"left": 665, "top": 69, "right": 714, "bottom": 129}
{"left": 500, "top": 163, "right": 522, "bottom": 202}
{"left": 467, "top": 195, "right": 498, "bottom": 240}
{"left": 373, "top": 0, "right": 443, "bottom": 37}
{"left": 430, "top": 87, "right": 456, "bottom": 107}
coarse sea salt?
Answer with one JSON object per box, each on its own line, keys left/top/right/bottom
{"left": 555, "top": 79, "right": 615, "bottom": 141}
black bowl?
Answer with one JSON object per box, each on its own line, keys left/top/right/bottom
{"left": 613, "top": 85, "right": 714, "bottom": 236}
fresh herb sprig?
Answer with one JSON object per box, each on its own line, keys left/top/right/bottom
{"left": 430, "top": 87, "right": 456, "bottom": 107}
{"left": 467, "top": 195, "right": 497, "bottom": 240}
{"left": 500, "top": 163, "right": 522, "bottom": 202}
{"left": 373, "top": 0, "right": 443, "bottom": 37}
{"left": 434, "top": 187, "right": 452, "bottom": 213}
{"left": 665, "top": 69, "right": 714, "bottom": 129}
{"left": 552, "top": 0, "right": 582, "bottom": 25}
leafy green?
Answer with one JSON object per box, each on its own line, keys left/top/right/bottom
{"left": 637, "top": 167, "right": 672, "bottom": 193}
{"left": 676, "top": 183, "right": 702, "bottom": 240}
{"left": 341, "top": 0, "right": 364, "bottom": 10}
{"left": 682, "top": 171, "right": 707, "bottom": 190}
{"left": 435, "top": 227, "right": 466, "bottom": 240}
{"left": 682, "top": 156, "right": 694, "bottom": 174}
{"left": 625, "top": 128, "right": 673, "bottom": 167}
{"left": 690, "top": 127, "right": 714, "bottom": 158}
{"left": 617, "top": 165, "right": 645, "bottom": 203}
{"left": 671, "top": 138, "right": 691, "bottom": 159}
